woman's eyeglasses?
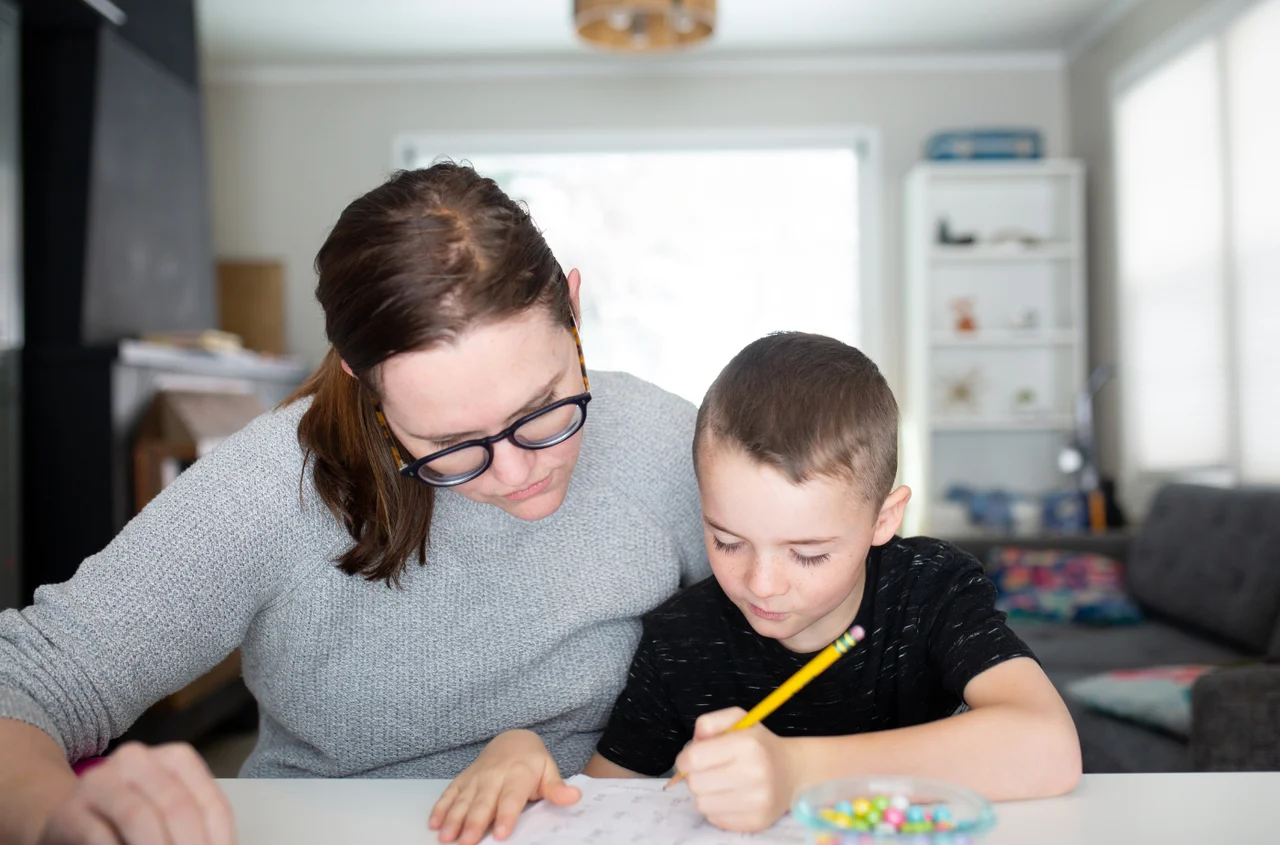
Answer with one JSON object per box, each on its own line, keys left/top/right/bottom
{"left": 373, "top": 320, "right": 592, "bottom": 488}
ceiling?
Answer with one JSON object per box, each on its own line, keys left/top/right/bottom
{"left": 196, "top": 0, "right": 1126, "bottom": 67}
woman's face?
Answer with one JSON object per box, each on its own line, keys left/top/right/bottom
{"left": 375, "top": 293, "right": 587, "bottom": 521}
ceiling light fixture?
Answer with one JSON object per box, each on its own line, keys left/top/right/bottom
{"left": 574, "top": 0, "right": 716, "bottom": 53}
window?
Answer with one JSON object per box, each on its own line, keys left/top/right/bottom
{"left": 1113, "top": 0, "right": 1280, "bottom": 493}
{"left": 396, "top": 140, "right": 865, "bottom": 405}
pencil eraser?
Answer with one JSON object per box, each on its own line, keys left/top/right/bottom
{"left": 849, "top": 625, "right": 866, "bottom": 640}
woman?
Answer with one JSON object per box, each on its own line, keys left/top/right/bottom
{"left": 0, "top": 164, "right": 708, "bottom": 845}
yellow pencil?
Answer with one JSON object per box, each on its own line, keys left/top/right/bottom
{"left": 664, "top": 624, "right": 866, "bottom": 790}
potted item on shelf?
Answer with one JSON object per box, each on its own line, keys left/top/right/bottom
{"left": 1011, "top": 387, "right": 1050, "bottom": 420}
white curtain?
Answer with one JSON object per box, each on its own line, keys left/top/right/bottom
{"left": 1115, "top": 0, "right": 1280, "bottom": 484}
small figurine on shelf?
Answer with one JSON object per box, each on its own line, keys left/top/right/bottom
{"left": 940, "top": 367, "right": 983, "bottom": 414}
{"left": 950, "top": 298, "right": 978, "bottom": 333}
{"left": 1011, "top": 308, "right": 1040, "bottom": 332}
{"left": 936, "top": 217, "right": 977, "bottom": 246}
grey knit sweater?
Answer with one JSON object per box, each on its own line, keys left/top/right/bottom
{"left": 0, "top": 370, "right": 709, "bottom": 778}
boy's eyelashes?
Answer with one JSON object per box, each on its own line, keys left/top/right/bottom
{"left": 710, "top": 535, "right": 831, "bottom": 566}
{"left": 711, "top": 536, "right": 744, "bottom": 554}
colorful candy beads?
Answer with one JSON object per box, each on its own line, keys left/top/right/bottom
{"left": 811, "top": 792, "right": 973, "bottom": 842}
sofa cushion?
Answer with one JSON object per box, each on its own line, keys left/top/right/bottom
{"left": 1126, "top": 484, "right": 1280, "bottom": 655}
{"left": 1066, "top": 665, "right": 1215, "bottom": 737}
{"left": 1064, "top": 696, "right": 1192, "bottom": 773}
{"left": 989, "top": 547, "right": 1143, "bottom": 624}
{"left": 1008, "top": 618, "right": 1247, "bottom": 678}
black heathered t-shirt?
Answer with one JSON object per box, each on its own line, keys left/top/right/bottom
{"left": 597, "top": 535, "right": 1036, "bottom": 776}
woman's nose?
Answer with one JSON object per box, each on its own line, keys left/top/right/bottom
{"left": 488, "top": 436, "right": 537, "bottom": 488}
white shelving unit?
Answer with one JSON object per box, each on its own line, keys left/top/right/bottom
{"left": 901, "top": 160, "right": 1087, "bottom": 536}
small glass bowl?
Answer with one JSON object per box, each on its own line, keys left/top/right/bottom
{"left": 792, "top": 775, "right": 997, "bottom": 844}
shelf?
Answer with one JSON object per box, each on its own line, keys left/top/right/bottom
{"left": 931, "top": 330, "right": 1077, "bottom": 348}
{"left": 931, "top": 416, "right": 1074, "bottom": 432}
{"left": 931, "top": 245, "right": 1078, "bottom": 262}
{"left": 921, "top": 160, "right": 1084, "bottom": 180}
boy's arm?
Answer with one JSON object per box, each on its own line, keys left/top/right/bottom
{"left": 594, "top": 622, "right": 692, "bottom": 778}
{"left": 787, "top": 657, "right": 1081, "bottom": 800}
{"left": 582, "top": 753, "right": 647, "bottom": 779}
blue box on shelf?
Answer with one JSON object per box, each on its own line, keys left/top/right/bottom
{"left": 925, "top": 129, "right": 1043, "bottom": 161}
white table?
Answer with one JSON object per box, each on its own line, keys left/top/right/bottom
{"left": 221, "top": 772, "right": 1280, "bottom": 844}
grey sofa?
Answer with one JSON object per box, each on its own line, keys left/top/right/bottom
{"left": 956, "top": 484, "right": 1280, "bottom": 773}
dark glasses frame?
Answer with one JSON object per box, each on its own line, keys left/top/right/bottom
{"left": 373, "top": 319, "right": 592, "bottom": 488}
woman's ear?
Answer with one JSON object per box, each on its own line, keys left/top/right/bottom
{"left": 567, "top": 268, "right": 582, "bottom": 323}
{"left": 340, "top": 359, "right": 356, "bottom": 378}
{"left": 871, "top": 486, "right": 912, "bottom": 546}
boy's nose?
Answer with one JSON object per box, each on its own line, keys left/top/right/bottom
{"left": 745, "top": 556, "right": 787, "bottom": 599}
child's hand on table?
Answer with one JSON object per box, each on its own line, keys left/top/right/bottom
{"left": 430, "top": 729, "right": 580, "bottom": 845}
{"left": 675, "top": 707, "right": 800, "bottom": 833}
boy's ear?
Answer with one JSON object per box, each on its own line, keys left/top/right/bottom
{"left": 872, "top": 486, "right": 912, "bottom": 546}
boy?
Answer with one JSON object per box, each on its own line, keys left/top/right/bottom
{"left": 433, "top": 333, "right": 1080, "bottom": 843}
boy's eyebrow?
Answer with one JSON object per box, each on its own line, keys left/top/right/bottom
{"left": 406, "top": 373, "right": 561, "bottom": 443}
{"left": 703, "top": 516, "right": 837, "bottom": 546}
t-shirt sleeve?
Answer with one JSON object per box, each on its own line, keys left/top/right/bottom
{"left": 595, "top": 624, "right": 689, "bottom": 777}
{"left": 926, "top": 554, "right": 1037, "bottom": 700}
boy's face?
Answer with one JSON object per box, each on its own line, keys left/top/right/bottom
{"left": 697, "top": 438, "right": 910, "bottom": 653}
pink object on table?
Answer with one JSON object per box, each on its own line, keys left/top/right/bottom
{"left": 72, "top": 757, "right": 106, "bottom": 776}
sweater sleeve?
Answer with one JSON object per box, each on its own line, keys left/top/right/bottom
{"left": 0, "top": 406, "right": 309, "bottom": 760}
{"left": 633, "top": 383, "right": 710, "bottom": 587}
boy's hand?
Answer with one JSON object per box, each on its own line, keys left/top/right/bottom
{"left": 429, "top": 730, "right": 580, "bottom": 845}
{"left": 675, "top": 707, "right": 799, "bottom": 833}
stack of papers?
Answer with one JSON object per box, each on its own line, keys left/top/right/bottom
{"left": 487, "top": 775, "right": 806, "bottom": 844}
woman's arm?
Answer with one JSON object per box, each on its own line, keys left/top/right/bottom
{"left": 0, "top": 719, "right": 76, "bottom": 845}
{"left": 0, "top": 410, "right": 305, "bottom": 841}
{"left": 0, "top": 718, "right": 234, "bottom": 845}
{"left": 0, "top": 410, "right": 297, "bottom": 763}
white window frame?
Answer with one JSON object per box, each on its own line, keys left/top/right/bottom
{"left": 1109, "top": 0, "right": 1270, "bottom": 512}
{"left": 390, "top": 127, "right": 885, "bottom": 377}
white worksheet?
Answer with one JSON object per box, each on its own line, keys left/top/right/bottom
{"left": 486, "top": 775, "right": 806, "bottom": 844}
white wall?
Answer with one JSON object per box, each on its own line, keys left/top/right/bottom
{"left": 204, "top": 59, "right": 1068, "bottom": 394}
{"left": 1067, "top": 0, "right": 1226, "bottom": 486}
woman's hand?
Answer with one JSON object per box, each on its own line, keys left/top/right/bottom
{"left": 429, "top": 730, "right": 580, "bottom": 845}
{"left": 675, "top": 707, "right": 799, "bottom": 833}
{"left": 37, "top": 742, "right": 235, "bottom": 845}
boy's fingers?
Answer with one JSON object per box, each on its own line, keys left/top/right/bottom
{"left": 693, "top": 707, "right": 747, "bottom": 740}
{"left": 678, "top": 730, "right": 747, "bottom": 774}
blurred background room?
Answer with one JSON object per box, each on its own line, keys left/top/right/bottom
{"left": 1, "top": 0, "right": 1277, "bottom": 777}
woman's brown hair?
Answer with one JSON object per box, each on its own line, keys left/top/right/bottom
{"left": 290, "top": 163, "right": 572, "bottom": 585}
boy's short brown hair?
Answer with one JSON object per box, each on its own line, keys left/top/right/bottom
{"left": 694, "top": 332, "right": 899, "bottom": 505}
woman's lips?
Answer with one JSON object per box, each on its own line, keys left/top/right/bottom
{"left": 505, "top": 475, "right": 551, "bottom": 501}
